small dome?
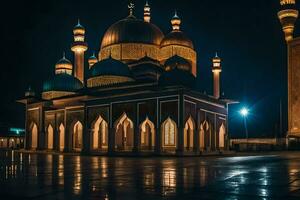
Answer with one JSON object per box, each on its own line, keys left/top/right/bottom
{"left": 161, "top": 31, "right": 194, "bottom": 49}
{"left": 101, "top": 16, "right": 164, "bottom": 48}
{"left": 87, "top": 57, "right": 134, "bottom": 87}
{"left": 161, "top": 12, "right": 194, "bottom": 49}
{"left": 159, "top": 68, "right": 196, "bottom": 88}
{"left": 90, "top": 57, "right": 132, "bottom": 78}
{"left": 164, "top": 55, "right": 192, "bottom": 72}
{"left": 88, "top": 53, "right": 98, "bottom": 68}
{"left": 55, "top": 55, "right": 73, "bottom": 75}
{"left": 43, "top": 73, "right": 83, "bottom": 92}
{"left": 130, "top": 56, "right": 164, "bottom": 81}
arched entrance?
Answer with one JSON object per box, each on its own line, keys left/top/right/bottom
{"left": 161, "top": 117, "right": 177, "bottom": 152}
{"left": 59, "top": 123, "right": 65, "bottom": 151}
{"left": 219, "top": 123, "right": 226, "bottom": 149}
{"left": 47, "top": 124, "right": 54, "bottom": 150}
{"left": 140, "top": 117, "right": 155, "bottom": 151}
{"left": 115, "top": 113, "right": 134, "bottom": 151}
{"left": 184, "top": 117, "right": 195, "bottom": 151}
{"left": 73, "top": 121, "right": 83, "bottom": 151}
{"left": 92, "top": 116, "right": 108, "bottom": 151}
{"left": 31, "top": 123, "right": 38, "bottom": 149}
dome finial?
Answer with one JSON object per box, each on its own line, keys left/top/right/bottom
{"left": 77, "top": 18, "right": 81, "bottom": 26}
{"left": 171, "top": 10, "right": 181, "bottom": 31}
{"left": 63, "top": 52, "right": 66, "bottom": 59}
{"left": 128, "top": 2, "right": 135, "bottom": 16}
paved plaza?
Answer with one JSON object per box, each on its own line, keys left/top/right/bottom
{"left": 0, "top": 151, "right": 300, "bottom": 199}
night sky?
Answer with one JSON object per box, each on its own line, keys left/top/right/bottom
{"left": 1, "top": 0, "right": 297, "bottom": 138}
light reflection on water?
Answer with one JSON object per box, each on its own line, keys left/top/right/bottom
{"left": 0, "top": 151, "right": 300, "bottom": 199}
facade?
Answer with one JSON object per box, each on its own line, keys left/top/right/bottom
{"left": 278, "top": 0, "right": 300, "bottom": 147}
{"left": 19, "top": 3, "right": 233, "bottom": 155}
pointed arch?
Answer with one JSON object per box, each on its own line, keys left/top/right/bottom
{"left": 140, "top": 117, "right": 155, "bottom": 151}
{"left": 92, "top": 116, "right": 108, "bottom": 150}
{"left": 47, "top": 124, "right": 54, "bottom": 150}
{"left": 184, "top": 116, "right": 195, "bottom": 151}
{"left": 161, "top": 117, "right": 177, "bottom": 151}
{"left": 114, "top": 113, "right": 134, "bottom": 151}
{"left": 219, "top": 123, "right": 226, "bottom": 148}
{"left": 30, "top": 123, "right": 38, "bottom": 149}
{"left": 73, "top": 121, "right": 83, "bottom": 151}
{"left": 59, "top": 123, "right": 65, "bottom": 151}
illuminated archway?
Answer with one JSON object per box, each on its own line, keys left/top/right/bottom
{"left": 161, "top": 117, "right": 177, "bottom": 151}
{"left": 140, "top": 117, "right": 155, "bottom": 151}
{"left": 219, "top": 123, "right": 226, "bottom": 149}
{"left": 115, "top": 113, "right": 134, "bottom": 151}
{"left": 31, "top": 123, "right": 38, "bottom": 149}
{"left": 92, "top": 116, "right": 108, "bottom": 151}
{"left": 184, "top": 117, "right": 195, "bottom": 151}
{"left": 202, "top": 120, "right": 211, "bottom": 149}
{"left": 73, "top": 121, "right": 83, "bottom": 151}
{"left": 47, "top": 124, "right": 54, "bottom": 150}
{"left": 59, "top": 123, "right": 65, "bottom": 151}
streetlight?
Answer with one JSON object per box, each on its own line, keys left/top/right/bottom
{"left": 240, "top": 107, "right": 249, "bottom": 146}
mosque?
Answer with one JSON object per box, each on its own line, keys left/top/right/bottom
{"left": 19, "top": 2, "right": 233, "bottom": 155}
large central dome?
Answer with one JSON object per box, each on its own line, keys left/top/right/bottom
{"left": 101, "top": 16, "right": 164, "bottom": 48}
{"left": 99, "top": 15, "right": 164, "bottom": 63}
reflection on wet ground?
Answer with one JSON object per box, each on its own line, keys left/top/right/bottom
{"left": 0, "top": 151, "right": 300, "bottom": 199}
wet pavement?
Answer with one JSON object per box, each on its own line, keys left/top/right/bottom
{"left": 0, "top": 151, "right": 300, "bottom": 200}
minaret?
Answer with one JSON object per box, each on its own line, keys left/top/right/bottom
{"left": 278, "top": 0, "right": 299, "bottom": 42}
{"left": 88, "top": 53, "right": 98, "bottom": 68}
{"left": 171, "top": 11, "right": 181, "bottom": 31}
{"left": 144, "top": 1, "right": 151, "bottom": 22}
{"left": 71, "top": 20, "right": 88, "bottom": 83}
{"left": 212, "top": 53, "right": 222, "bottom": 99}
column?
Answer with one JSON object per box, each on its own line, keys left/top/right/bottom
{"left": 133, "top": 126, "right": 140, "bottom": 153}
{"left": 108, "top": 127, "right": 115, "bottom": 155}
{"left": 82, "top": 108, "right": 90, "bottom": 155}
{"left": 155, "top": 127, "right": 161, "bottom": 154}
{"left": 176, "top": 93, "right": 184, "bottom": 155}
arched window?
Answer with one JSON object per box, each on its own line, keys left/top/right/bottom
{"left": 59, "top": 123, "right": 65, "bottom": 151}
{"left": 184, "top": 117, "right": 195, "bottom": 150}
{"left": 162, "top": 118, "right": 177, "bottom": 147}
{"left": 47, "top": 124, "right": 54, "bottom": 150}
{"left": 115, "top": 113, "right": 134, "bottom": 151}
{"left": 31, "top": 123, "right": 38, "bottom": 149}
{"left": 140, "top": 117, "right": 155, "bottom": 150}
{"left": 219, "top": 123, "right": 226, "bottom": 148}
{"left": 73, "top": 121, "right": 83, "bottom": 151}
{"left": 92, "top": 116, "right": 108, "bottom": 150}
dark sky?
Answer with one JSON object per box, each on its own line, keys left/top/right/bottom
{"left": 1, "top": 0, "right": 296, "bottom": 138}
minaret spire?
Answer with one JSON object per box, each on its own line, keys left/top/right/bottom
{"left": 71, "top": 20, "right": 88, "bottom": 84}
{"left": 212, "top": 53, "right": 222, "bottom": 99}
{"left": 171, "top": 10, "right": 181, "bottom": 31}
{"left": 144, "top": 1, "right": 151, "bottom": 22}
